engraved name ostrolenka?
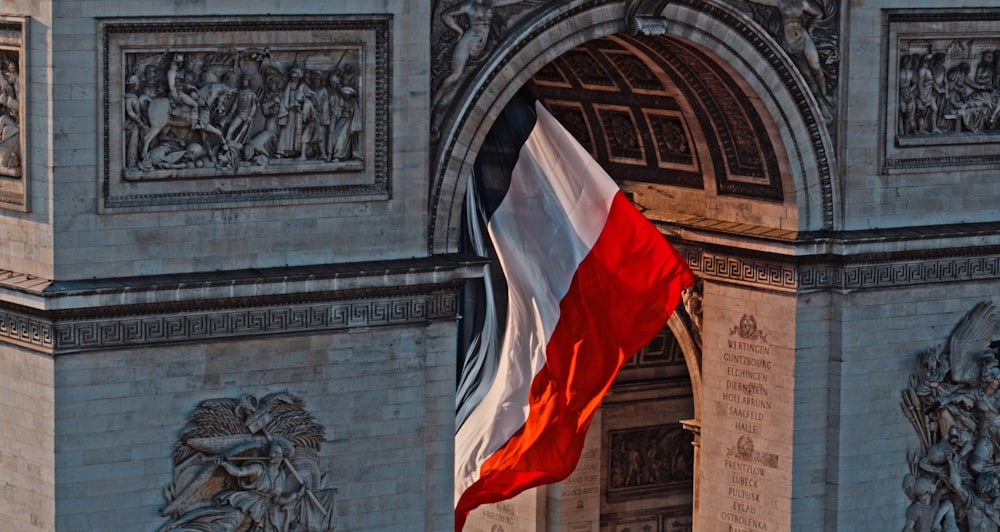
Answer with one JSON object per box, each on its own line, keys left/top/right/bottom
{"left": 901, "top": 302, "right": 1000, "bottom": 532}
{"left": 159, "top": 393, "right": 337, "bottom": 531}
{"left": 124, "top": 46, "right": 363, "bottom": 180}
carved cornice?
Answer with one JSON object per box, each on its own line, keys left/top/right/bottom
{"left": 0, "top": 256, "right": 483, "bottom": 354}
{"left": 670, "top": 221, "right": 1000, "bottom": 293}
{"left": 1, "top": 286, "right": 460, "bottom": 355}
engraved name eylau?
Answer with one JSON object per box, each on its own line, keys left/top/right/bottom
{"left": 720, "top": 316, "right": 774, "bottom": 531}
{"left": 123, "top": 46, "right": 364, "bottom": 179}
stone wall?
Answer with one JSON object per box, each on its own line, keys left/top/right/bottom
{"left": 18, "top": 0, "right": 430, "bottom": 281}
{"left": 0, "top": 345, "right": 54, "bottom": 532}
{"left": 51, "top": 321, "right": 455, "bottom": 530}
{"left": 842, "top": 3, "right": 1000, "bottom": 230}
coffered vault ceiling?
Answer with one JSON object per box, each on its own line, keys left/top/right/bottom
{"left": 528, "top": 33, "right": 784, "bottom": 203}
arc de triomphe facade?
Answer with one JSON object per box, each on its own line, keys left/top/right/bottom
{"left": 1, "top": 1, "right": 1000, "bottom": 531}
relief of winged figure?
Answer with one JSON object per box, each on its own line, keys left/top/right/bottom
{"left": 430, "top": 0, "right": 547, "bottom": 135}
{"left": 158, "top": 392, "right": 338, "bottom": 532}
{"left": 902, "top": 302, "right": 1000, "bottom": 531}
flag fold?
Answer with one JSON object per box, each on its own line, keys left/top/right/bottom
{"left": 455, "top": 88, "right": 695, "bottom": 530}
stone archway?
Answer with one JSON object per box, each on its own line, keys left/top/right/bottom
{"left": 429, "top": 0, "right": 837, "bottom": 257}
{"left": 431, "top": 1, "right": 839, "bottom": 530}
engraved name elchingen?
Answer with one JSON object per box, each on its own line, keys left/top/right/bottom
{"left": 123, "top": 46, "right": 363, "bottom": 181}
{"left": 159, "top": 392, "right": 338, "bottom": 532}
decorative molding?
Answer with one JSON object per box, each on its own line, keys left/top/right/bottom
{"left": 665, "top": 0, "right": 834, "bottom": 228}
{"left": 631, "top": 34, "right": 784, "bottom": 201}
{"left": 0, "top": 16, "right": 26, "bottom": 212}
{"left": 0, "top": 308, "right": 53, "bottom": 351}
{"left": 99, "top": 16, "right": 391, "bottom": 212}
{"left": 677, "top": 244, "right": 797, "bottom": 291}
{"left": 676, "top": 241, "right": 1000, "bottom": 292}
{"left": 0, "top": 286, "right": 459, "bottom": 355}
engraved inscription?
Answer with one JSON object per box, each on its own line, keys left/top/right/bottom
{"left": 719, "top": 315, "right": 778, "bottom": 531}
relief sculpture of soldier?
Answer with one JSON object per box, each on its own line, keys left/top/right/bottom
{"left": 901, "top": 302, "right": 1000, "bottom": 532}
{"left": 122, "top": 47, "right": 364, "bottom": 177}
{"left": 0, "top": 53, "right": 21, "bottom": 177}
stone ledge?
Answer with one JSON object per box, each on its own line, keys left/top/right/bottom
{"left": 0, "top": 254, "right": 487, "bottom": 311}
{"left": 0, "top": 255, "right": 486, "bottom": 354}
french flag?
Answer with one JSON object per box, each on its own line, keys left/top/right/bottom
{"left": 454, "top": 89, "right": 696, "bottom": 530}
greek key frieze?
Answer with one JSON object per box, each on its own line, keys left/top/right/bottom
{"left": 0, "top": 309, "right": 53, "bottom": 349}
{"left": 4, "top": 290, "right": 458, "bottom": 354}
{"left": 678, "top": 245, "right": 797, "bottom": 291}
{"left": 678, "top": 243, "right": 1000, "bottom": 291}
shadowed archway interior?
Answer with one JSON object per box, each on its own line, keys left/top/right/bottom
{"left": 526, "top": 33, "right": 787, "bottom": 223}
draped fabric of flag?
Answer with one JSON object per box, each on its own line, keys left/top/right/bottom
{"left": 455, "top": 88, "right": 696, "bottom": 530}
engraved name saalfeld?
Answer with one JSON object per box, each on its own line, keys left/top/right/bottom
{"left": 124, "top": 47, "right": 363, "bottom": 180}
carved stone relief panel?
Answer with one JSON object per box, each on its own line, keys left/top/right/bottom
{"left": 159, "top": 392, "right": 338, "bottom": 531}
{"left": 607, "top": 424, "right": 694, "bottom": 495}
{"left": 99, "top": 16, "right": 390, "bottom": 211}
{"left": 0, "top": 16, "right": 26, "bottom": 212}
{"left": 884, "top": 11, "right": 1000, "bottom": 172}
{"left": 901, "top": 302, "right": 1000, "bottom": 532}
